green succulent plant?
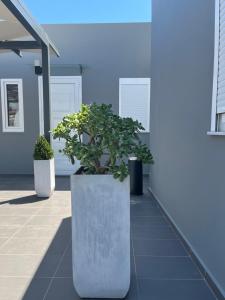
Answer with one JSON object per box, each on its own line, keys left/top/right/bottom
{"left": 52, "top": 103, "right": 153, "bottom": 181}
{"left": 33, "top": 136, "right": 54, "bottom": 160}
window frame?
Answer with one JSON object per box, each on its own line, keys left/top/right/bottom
{"left": 119, "top": 78, "right": 151, "bottom": 133}
{"left": 210, "top": 0, "right": 222, "bottom": 134}
{"left": 1, "top": 79, "right": 24, "bottom": 133}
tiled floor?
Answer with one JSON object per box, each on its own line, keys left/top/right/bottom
{"left": 0, "top": 175, "right": 217, "bottom": 300}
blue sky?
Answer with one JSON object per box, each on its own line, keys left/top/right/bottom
{"left": 25, "top": 0, "right": 151, "bottom": 24}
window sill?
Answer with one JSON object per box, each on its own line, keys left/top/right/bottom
{"left": 207, "top": 131, "right": 225, "bottom": 136}
{"left": 2, "top": 128, "right": 24, "bottom": 133}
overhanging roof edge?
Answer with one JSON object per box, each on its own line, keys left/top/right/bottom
{"left": 1, "top": 0, "right": 60, "bottom": 56}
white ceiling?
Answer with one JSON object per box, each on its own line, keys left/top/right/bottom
{"left": 0, "top": 0, "right": 59, "bottom": 56}
{"left": 0, "top": 1, "right": 32, "bottom": 41}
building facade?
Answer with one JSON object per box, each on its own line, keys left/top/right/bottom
{"left": 0, "top": 23, "right": 151, "bottom": 174}
{"left": 150, "top": 0, "right": 225, "bottom": 297}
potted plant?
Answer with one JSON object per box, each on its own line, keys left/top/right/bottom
{"left": 53, "top": 103, "right": 153, "bottom": 299}
{"left": 33, "top": 135, "right": 55, "bottom": 197}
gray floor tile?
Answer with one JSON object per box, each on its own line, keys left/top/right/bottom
{"left": 45, "top": 235, "right": 71, "bottom": 256}
{"left": 0, "top": 175, "right": 218, "bottom": 300}
{"left": 131, "top": 203, "right": 162, "bottom": 217}
{"left": 0, "top": 234, "right": 70, "bottom": 255}
{"left": 0, "top": 277, "right": 50, "bottom": 300}
{"left": 131, "top": 251, "right": 136, "bottom": 276}
{"left": 43, "top": 197, "right": 71, "bottom": 208}
{"left": 131, "top": 198, "right": 157, "bottom": 206}
{"left": 36, "top": 206, "right": 71, "bottom": 216}
{"left": 14, "top": 225, "right": 60, "bottom": 239}
{"left": 0, "top": 254, "right": 60, "bottom": 278}
{"left": 0, "top": 238, "right": 53, "bottom": 255}
{"left": 131, "top": 225, "right": 178, "bottom": 239}
{"left": 0, "top": 225, "right": 21, "bottom": 238}
{"left": 138, "top": 279, "right": 217, "bottom": 300}
{"left": 0, "top": 255, "right": 41, "bottom": 277}
{"left": 0, "top": 216, "right": 29, "bottom": 226}
{"left": 45, "top": 277, "right": 138, "bottom": 300}
{"left": 131, "top": 216, "right": 169, "bottom": 226}
{"left": 133, "top": 239, "right": 187, "bottom": 256}
{"left": 34, "top": 254, "right": 62, "bottom": 278}
{"left": 44, "top": 278, "right": 80, "bottom": 300}
{"left": 135, "top": 256, "right": 202, "bottom": 279}
{"left": 55, "top": 252, "right": 73, "bottom": 278}
{"left": 21, "top": 278, "right": 51, "bottom": 300}
{"left": 125, "top": 276, "right": 138, "bottom": 300}
{"left": 131, "top": 193, "right": 156, "bottom": 203}
{"left": 26, "top": 216, "right": 64, "bottom": 226}
{"left": 0, "top": 206, "right": 39, "bottom": 216}
{"left": 0, "top": 237, "right": 8, "bottom": 247}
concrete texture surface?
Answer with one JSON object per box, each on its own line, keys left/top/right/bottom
{"left": 0, "top": 175, "right": 217, "bottom": 300}
{"left": 71, "top": 175, "right": 130, "bottom": 298}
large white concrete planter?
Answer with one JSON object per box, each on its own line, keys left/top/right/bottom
{"left": 34, "top": 159, "right": 55, "bottom": 197}
{"left": 71, "top": 174, "right": 130, "bottom": 299}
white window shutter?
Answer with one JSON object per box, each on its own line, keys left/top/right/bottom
{"left": 119, "top": 78, "right": 151, "bottom": 132}
{"left": 217, "top": 0, "right": 225, "bottom": 113}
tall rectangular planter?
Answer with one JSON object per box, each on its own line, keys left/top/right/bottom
{"left": 71, "top": 174, "right": 130, "bottom": 299}
{"left": 34, "top": 159, "right": 55, "bottom": 197}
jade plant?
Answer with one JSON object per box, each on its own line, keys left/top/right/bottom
{"left": 52, "top": 103, "right": 153, "bottom": 181}
{"left": 33, "top": 136, "right": 54, "bottom": 160}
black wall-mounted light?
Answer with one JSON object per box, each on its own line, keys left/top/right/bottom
{"left": 34, "top": 59, "right": 42, "bottom": 75}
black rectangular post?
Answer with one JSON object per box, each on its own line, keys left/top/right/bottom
{"left": 42, "top": 43, "right": 51, "bottom": 141}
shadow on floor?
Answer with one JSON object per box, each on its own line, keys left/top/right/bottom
{"left": 0, "top": 195, "right": 48, "bottom": 206}
{"left": 20, "top": 214, "right": 137, "bottom": 300}
{"left": 21, "top": 216, "right": 138, "bottom": 300}
{"left": 21, "top": 217, "right": 73, "bottom": 300}
{"left": 0, "top": 176, "right": 216, "bottom": 300}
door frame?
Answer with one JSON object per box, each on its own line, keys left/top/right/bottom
{"left": 38, "top": 76, "right": 82, "bottom": 136}
{"left": 38, "top": 75, "right": 82, "bottom": 175}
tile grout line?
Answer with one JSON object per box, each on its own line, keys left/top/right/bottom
{"left": 132, "top": 238, "right": 179, "bottom": 240}
{"left": 132, "top": 225, "right": 173, "bottom": 228}
{"left": 134, "top": 254, "right": 189, "bottom": 258}
{"left": 131, "top": 188, "right": 152, "bottom": 299}
{"left": 186, "top": 248, "right": 218, "bottom": 300}
{"left": 155, "top": 197, "right": 218, "bottom": 299}
{"left": 0, "top": 253, "right": 64, "bottom": 256}
{"left": 136, "top": 277, "right": 206, "bottom": 281}
{"left": 166, "top": 219, "right": 191, "bottom": 258}
{"left": 131, "top": 235, "right": 140, "bottom": 300}
{"left": 154, "top": 201, "right": 191, "bottom": 258}
{"left": 42, "top": 241, "right": 71, "bottom": 300}
{"left": 0, "top": 214, "right": 70, "bottom": 217}
{"left": 148, "top": 189, "right": 218, "bottom": 300}
{"left": 0, "top": 205, "right": 45, "bottom": 251}
{"left": 0, "top": 275, "right": 72, "bottom": 279}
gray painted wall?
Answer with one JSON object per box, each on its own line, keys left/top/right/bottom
{"left": 0, "top": 61, "right": 40, "bottom": 174}
{"left": 150, "top": 0, "right": 225, "bottom": 296}
{"left": 0, "top": 23, "right": 151, "bottom": 174}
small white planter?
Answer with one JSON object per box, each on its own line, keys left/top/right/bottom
{"left": 71, "top": 174, "right": 130, "bottom": 299}
{"left": 34, "top": 159, "right": 55, "bottom": 197}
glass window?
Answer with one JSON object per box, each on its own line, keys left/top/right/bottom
{"left": 218, "top": 113, "right": 225, "bottom": 132}
{"left": 1, "top": 79, "right": 24, "bottom": 132}
{"left": 6, "top": 84, "right": 20, "bottom": 128}
{"left": 211, "top": 0, "right": 225, "bottom": 134}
